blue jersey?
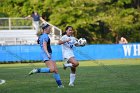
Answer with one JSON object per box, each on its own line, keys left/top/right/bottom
{"left": 39, "top": 33, "right": 52, "bottom": 53}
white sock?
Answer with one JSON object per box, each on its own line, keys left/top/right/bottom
{"left": 64, "top": 63, "right": 73, "bottom": 67}
{"left": 69, "top": 73, "right": 76, "bottom": 84}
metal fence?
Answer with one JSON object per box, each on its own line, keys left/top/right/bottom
{"left": 0, "top": 18, "right": 62, "bottom": 45}
{"left": 0, "top": 18, "right": 33, "bottom": 30}
{"left": 0, "top": 18, "right": 62, "bottom": 35}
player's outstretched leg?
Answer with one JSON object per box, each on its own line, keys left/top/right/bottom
{"left": 28, "top": 68, "right": 50, "bottom": 75}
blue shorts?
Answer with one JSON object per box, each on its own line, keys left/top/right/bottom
{"left": 42, "top": 52, "right": 55, "bottom": 62}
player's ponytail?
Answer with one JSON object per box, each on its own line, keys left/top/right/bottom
{"left": 62, "top": 32, "right": 66, "bottom": 36}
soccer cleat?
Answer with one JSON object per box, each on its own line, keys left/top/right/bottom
{"left": 28, "top": 69, "right": 38, "bottom": 75}
{"left": 0, "top": 80, "right": 6, "bottom": 85}
{"left": 58, "top": 85, "right": 64, "bottom": 88}
{"left": 68, "top": 83, "right": 74, "bottom": 87}
{"left": 63, "top": 64, "right": 67, "bottom": 70}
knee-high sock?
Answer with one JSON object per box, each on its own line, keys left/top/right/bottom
{"left": 37, "top": 68, "right": 50, "bottom": 73}
{"left": 69, "top": 73, "right": 76, "bottom": 84}
{"left": 53, "top": 73, "right": 62, "bottom": 86}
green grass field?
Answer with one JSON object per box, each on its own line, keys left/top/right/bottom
{"left": 0, "top": 59, "right": 140, "bottom": 93}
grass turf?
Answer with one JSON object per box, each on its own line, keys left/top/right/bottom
{"left": 0, "top": 59, "right": 140, "bottom": 93}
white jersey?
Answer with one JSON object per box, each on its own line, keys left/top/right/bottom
{"left": 60, "top": 35, "right": 78, "bottom": 60}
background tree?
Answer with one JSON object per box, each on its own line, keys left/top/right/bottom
{"left": 0, "top": 0, "right": 140, "bottom": 44}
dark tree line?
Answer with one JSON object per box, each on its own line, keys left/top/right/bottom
{"left": 0, "top": 0, "right": 140, "bottom": 44}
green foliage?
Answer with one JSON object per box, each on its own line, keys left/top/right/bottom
{"left": 0, "top": 0, "right": 140, "bottom": 43}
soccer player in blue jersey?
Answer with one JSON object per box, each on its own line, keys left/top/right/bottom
{"left": 58, "top": 26, "right": 80, "bottom": 87}
{"left": 28, "top": 23, "right": 64, "bottom": 88}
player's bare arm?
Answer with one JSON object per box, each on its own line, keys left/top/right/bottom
{"left": 58, "top": 38, "right": 71, "bottom": 45}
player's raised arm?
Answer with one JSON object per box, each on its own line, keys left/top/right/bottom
{"left": 58, "top": 38, "right": 71, "bottom": 45}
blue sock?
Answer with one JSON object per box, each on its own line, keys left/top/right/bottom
{"left": 53, "top": 73, "right": 62, "bottom": 86}
{"left": 37, "top": 68, "right": 50, "bottom": 73}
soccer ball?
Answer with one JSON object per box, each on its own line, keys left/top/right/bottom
{"left": 78, "top": 38, "right": 87, "bottom": 46}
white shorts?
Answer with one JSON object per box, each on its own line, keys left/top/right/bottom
{"left": 63, "top": 52, "right": 74, "bottom": 61}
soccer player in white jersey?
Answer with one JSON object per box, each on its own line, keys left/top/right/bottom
{"left": 58, "top": 26, "right": 79, "bottom": 87}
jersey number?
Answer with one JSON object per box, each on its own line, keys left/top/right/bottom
{"left": 67, "top": 42, "right": 73, "bottom": 48}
